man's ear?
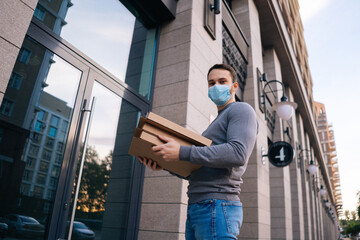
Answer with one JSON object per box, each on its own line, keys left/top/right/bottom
{"left": 232, "top": 82, "right": 239, "bottom": 92}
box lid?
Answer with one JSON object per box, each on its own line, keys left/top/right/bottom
{"left": 138, "top": 112, "right": 212, "bottom": 146}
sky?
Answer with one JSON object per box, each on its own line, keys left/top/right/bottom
{"left": 60, "top": 0, "right": 135, "bottom": 81}
{"left": 44, "top": 0, "right": 135, "bottom": 159}
{"left": 298, "top": 0, "right": 360, "bottom": 216}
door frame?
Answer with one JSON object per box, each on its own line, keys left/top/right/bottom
{"left": 26, "top": 18, "right": 150, "bottom": 240}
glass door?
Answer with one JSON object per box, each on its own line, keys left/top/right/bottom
{"left": 0, "top": 35, "right": 147, "bottom": 240}
{"left": 1, "top": 0, "right": 155, "bottom": 236}
{"left": 0, "top": 35, "right": 88, "bottom": 240}
{"left": 64, "top": 70, "right": 142, "bottom": 240}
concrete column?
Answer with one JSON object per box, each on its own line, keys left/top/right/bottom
{"left": 289, "top": 111, "right": 305, "bottom": 240}
{"left": 138, "top": 0, "right": 222, "bottom": 239}
{"left": 281, "top": 89, "right": 305, "bottom": 240}
{"left": 262, "top": 48, "right": 293, "bottom": 240}
{"left": 232, "top": 0, "right": 271, "bottom": 239}
{"left": 316, "top": 186, "right": 323, "bottom": 240}
{"left": 305, "top": 134, "right": 317, "bottom": 240}
{"left": 297, "top": 116, "right": 312, "bottom": 240}
{"left": 0, "top": 0, "right": 37, "bottom": 103}
{"left": 310, "top": 175, "right": 317, "bottom": 240}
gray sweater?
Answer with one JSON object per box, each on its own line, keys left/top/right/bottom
{"left": 179, "top": 102, "right": 258, "bottom": 204}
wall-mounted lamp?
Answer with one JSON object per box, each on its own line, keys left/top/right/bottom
{"left": 313, "top": 176, "right": 327, "bottom": 196}
{"left": 325, "top": 199, "right": 331, "bottom": 208}
{"left": 307, "top": 159, "right": 318, "bottom": 175}
{"left": 210, "top": 0, "right": 220, "bottom": 14}
{"left": 298, "top": 145, "right": 318, "bottom": 175}
{"left": 260, "top": 73, "right": 297, "bottom": 121}
{"left": 319, "top": 185, "right": 327, "bottom": 196}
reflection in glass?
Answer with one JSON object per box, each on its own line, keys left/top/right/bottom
{"left": 33, "top": 0, "right": 136, "bottom": 81}
{"left": 0, "top": 36, "right": 81, "bottom": 239}
{"left": 33, "top": 0, "right": 157, "bottom": 99}
{"left": 68, "top": 83, "right": 141, "bottom": 239}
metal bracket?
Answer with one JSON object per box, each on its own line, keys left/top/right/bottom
{"left": 261, "top": 147, "right": 267, "bottom": 165}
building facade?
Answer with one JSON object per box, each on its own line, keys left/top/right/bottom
{"left": 0, "top": 0, "right": 341, "bottom": 239}
{"left": 314, "top": 101, "right": 343, "bottom": 218}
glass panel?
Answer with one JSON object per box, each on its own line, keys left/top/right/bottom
{"left": 67, "top": 82, "right": 141, "bottom": 239}
{"left": 0, "top": 36, "right": 81, "bottom": 239}
{"left": 33, "top": 0, "right": 157, "bottom": 99}
{"left": 34, "top": 0, "right": 135, "bottom": 81}
{"left": 124, "top": 21, "right": 157, "bottom": 100}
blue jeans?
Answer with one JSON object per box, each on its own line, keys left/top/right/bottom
{"left": 185, "top": 199, "right": 243, "bottom": 240}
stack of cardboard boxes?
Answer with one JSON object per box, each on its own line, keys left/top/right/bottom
{"left": 128, "top": 112, "right": 212, "bottom": 177}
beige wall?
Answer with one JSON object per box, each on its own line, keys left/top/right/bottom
{"left": 232, "top": 0, "right": 272, "bottom": 239}
{"left": 0, "top": 0, "right": 341, "bottom": 239}
{"left": 290, "top": 98, "right": 305, "bottom": 240}
{"left": 263, "top": 48, "right": 294, "bottom": 240}
{"left": 136, "top": 0, "right": 342, "bottom": 238}
{"left": 0, "top": 0, "right": 37, "bottom": 103}
{"left": 111, "top": 0, "right": 340, "bottom": 239}
{"left": 138, "top": 0, "right": 222, "bottom": 239}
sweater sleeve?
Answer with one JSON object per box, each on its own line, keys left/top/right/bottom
{"left": 179, "top": 103, "right": 258, "bottom": 168}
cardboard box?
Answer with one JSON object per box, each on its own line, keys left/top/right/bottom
{"left": 128, "top": 112, "right": 212, "bottom": 178}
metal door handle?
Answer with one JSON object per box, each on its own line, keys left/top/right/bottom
{"left": 68, "top": 97, "right": 96, "bottom": 240}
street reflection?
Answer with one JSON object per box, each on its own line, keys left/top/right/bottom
{"left": 0, "top": 36, "right": 81, "bottom": 240}
{"left": 1, "top": 0, "right": 151, "bottom": 238}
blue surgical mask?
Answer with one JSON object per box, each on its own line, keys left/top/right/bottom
{"left": 208, "top": 84, "right": 232, "bottom": 106}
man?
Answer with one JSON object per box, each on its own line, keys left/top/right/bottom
{"left": 139, "top": 64, "right": 257, "bottom": 239}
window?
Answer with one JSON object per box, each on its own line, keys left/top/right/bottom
{"left": 47, "top": 190, "right": 55, "bottom": 201}
{"left": 55, "top": 154, "right": 62, "bottom": 165}
{"left": 22, "top": 170, "right": 32, "bottom": 181}
{"left": 34, "top": 6, "right": 46, "bottom": 21}
{"left": 35, "top": 121, "right": 45, "bottom": 132}
{"left": 39, "top": 161, "right": 49, "bottom": 173}
{"left": 49, "top": 177, "right": 57, "bottom": 188}
{"left": 33, "top": 186, "right": 44, "bottom": 198}
{"left": 0, "top": 98, "right": 15, "bottom": 116}
{"left": 37, "top": 110, "right": 46, "bottom": 121}
{"left": 36, "top": 173, "right": 47, "bottom": 185}
{"left": 9, "top": 72, "right": 23, "bottom": 90}
{"left": 61, "top": 120, "right": 68, "bottom": 132}
{"left": 48, "top": 126, "right": 57, "bottom": 137}
{"left": 20, "top": 183, "right": 30, "bottom": 195}
{"left": 57, "top": 142, "right": 64, "bottom": 152}
{"left": 45, "top": 137, "right": 55, "bottom": 149}
{"left": 57, "top": 0, "right": 137, "bottom": 82}
{"left": 26, "top": 157, "right": 35, "bottom": 168}
{"left": 50, "top": 115, "right": 60, "bottom": 127}
{"left": 51, "top": 166, "right": 60, "bottom": 177}
{"left": 42, "top": 149, "right": 52, "bottom": 161}
{"left": 29, "top": 145, "right": 39, "bottom": 156}
{"left": 17, "top": 47, "right": 32, "bottom": 64}
{"left": 32, "top": 133, "right": 42, "bottom": 144}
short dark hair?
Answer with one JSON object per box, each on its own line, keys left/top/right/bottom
{"left": 207, "top": 64, "right": 237, "bottom": 83}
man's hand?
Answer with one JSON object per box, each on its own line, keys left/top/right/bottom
{"left": 138, "top": 156, "right": 163, "bottom": 171}
{"left": 152, "top": 135, "right": 180, "bottom": 162}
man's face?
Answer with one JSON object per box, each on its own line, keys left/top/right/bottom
{"left": 207, "top": 69, "right": 233, "bottom": 88}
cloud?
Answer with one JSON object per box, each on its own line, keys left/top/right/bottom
{"left": 298, "top": 0, "right": 332, "bottom": 22}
